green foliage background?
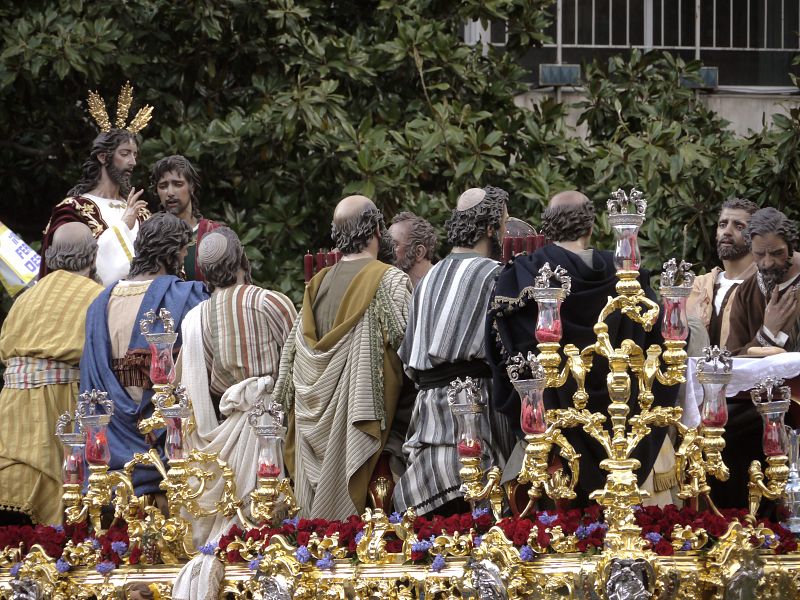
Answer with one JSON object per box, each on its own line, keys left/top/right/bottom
{"left": 1, "top": 0, "right": 799, "bottom": 316}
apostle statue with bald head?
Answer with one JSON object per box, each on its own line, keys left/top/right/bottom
{"left": 487, "top": 190, "right": 679, "bottom": 508}
{"left": 273, "top": 195, "right": 412, "bottom": 520}
{"left": 0, "top": 223, "right": 103, "bottom": 525}
{"left": 392, "top": 186, "right": 515, "bottom": 515}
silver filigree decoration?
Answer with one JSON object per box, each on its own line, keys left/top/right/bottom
{"left": 76, "top": 389, "right": 113, "bottom": 418}
{"left": 660, "top": 258, "right": 695, "bottom": 288}
{"left": 10, "top": 578, "right": 43, "bottom": 600}
{"left": 607, "top": 188, "right": 647, "bottom": 216}
{"left": 696, "top": 346, "right": 733, "bottom": 375}
{"left": 534, "top": 262, "right": 571, "bottom": 292}
{"left": 139, "top": 307, "right": 175, "bottom": 335}
{"left": 751, "top": 377, "right": 791, "bottom": 406}
{"left": 506, "top": 351, "right": 545, "bottom": 381}
{"left": 447, "top": 377, "right": 483, "bottom": 411}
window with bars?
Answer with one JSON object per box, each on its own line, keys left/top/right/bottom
{"left": 467, "top": 0, "right": 800, "bottom": 87}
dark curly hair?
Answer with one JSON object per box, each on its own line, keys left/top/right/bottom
{"left": 721, "top": 197, "right": 759, "bottom": 215}
{"left": 128, "top": 213, "right": 192, "bottom": 278}
{"left": 199, "top": 226, "right": 252, "bottom": 292}
{"left": 67, "top": 129, "right": 137, "bottom": 198}
{"left": 540, "top": 199, "right": 595, "bottom": 242}
{"left": 391, "top": 211, "right": 437, "bottom": 266}
{"left": 45, "top": 235, "right": 98, "bottom": 275}
{"left": 150, "top": 155, "right": 203, "bottom": 220}
{"left": 445, "top": 186, "right": 508, "bottom": 248}
{"left": 744, "top": 207, "right": 799, "bottom": 258}
{"left": 331, "top": 205, "right": 386, "bottom": 255}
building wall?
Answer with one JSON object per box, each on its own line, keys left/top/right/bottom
{"left": 515, "top": 89, "right": 800, "bottom": 137}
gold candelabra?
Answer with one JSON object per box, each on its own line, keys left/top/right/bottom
{"left": 447, "top": 377, "right": 505, "bottom": 520}
{"left": 674, "top": 345, "right": 732, "bottom": 515}
{"left": 747, "top": 378, "right": 791, "bottom": 522}
{"left": 238, "top": 399, "right": 298, "bottom": 528}
{"left": 57, "top": 390, "right": 136, "bottom": 535}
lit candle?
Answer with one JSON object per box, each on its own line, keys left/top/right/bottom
{"left": 764, "top": 420, "right": 786, "bottom": 456}
{"left": 85, "top": 428, "right": 110, "bottom": 465}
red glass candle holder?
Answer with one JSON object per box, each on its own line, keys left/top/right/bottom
{"left": 147, "top": 336, "right": 177, "bottom": 385}
{"left": 255, "top": 424, "right": 285, "bottom": 479}
{"left": 752, "top": 380, "right": 791, "bottom": 457}
{"left": 660, "top": 291, "right": 690, "bottom": 341}
{"left": 448, "top": 378, "right": 485, "bottom": 460}
{"left": 534, "top": 293, "right": 565, "bottom": 344}
{"left": 162, "top": 406, "right": 190, "bottom": 461}
{"left": 512, "top": 378, "right": 547, "bottom": 435}
{"left": 83, "top": 416, "right": 111, "bottom": 466}
{"left": 62, "top": 442, "right": 86, "bottom": 485}
{"left": 612, "top": 223, "right": 641, "bottom": 272}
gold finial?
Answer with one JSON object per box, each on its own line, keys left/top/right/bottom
{"left": 86, "top": 81, "right": 153, "bottom": 134}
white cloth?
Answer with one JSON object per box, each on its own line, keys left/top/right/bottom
{"left": 84, "top": 194, "right": 138, "bottom": 285}
{"left": 682, "top": 353, "right": 800, "bottom": 427}
{"left": 172, "top": 305, "right": 271, "bottom": 600}
{"left": 714, "top": 271, "right": 743, "bottom": 315}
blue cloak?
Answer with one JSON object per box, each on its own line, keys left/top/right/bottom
{"left": 80, "top": 275, "right": 208, "bottom": 495}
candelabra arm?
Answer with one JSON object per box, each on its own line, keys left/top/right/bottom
{"left": 747, "top": 456, "right": 789, "bottom": 522}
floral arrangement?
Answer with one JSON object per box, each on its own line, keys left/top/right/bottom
{"left": 1, "top": 504, "right": 796, "bottom": 575}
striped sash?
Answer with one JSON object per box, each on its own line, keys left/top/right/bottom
{"left": 3, "top": 356, "right": 79, "bottom": 389}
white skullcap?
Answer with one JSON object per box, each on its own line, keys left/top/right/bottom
{"left": 456, "top": 188, "right": 486, "bottom": 210}
{"left": 197, "top": 232, "right": 229, "bottom": 267}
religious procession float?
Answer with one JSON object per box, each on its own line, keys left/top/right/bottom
{"left": 2, "top": 189, "right": 800, "bottom": 599}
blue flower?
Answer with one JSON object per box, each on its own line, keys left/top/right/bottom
{"left": 282, "top": 516, "right": 299, "bottom": 527}
{"left": 411, "top": 537, "right": 434, "bottom": 553}
{"left": 315, "top": 552, "right": 334, "bottom": 570}
{"left": 537, "top": 511, "right": 558, "bottom": 526}
{"left": 680, "top": 541, "right": 691, "bottom": 551}
{"left": 430, "top": 554, "right": 446, "bottom": 572}
{"left": 471, "top": 507, "right": 490, "bottom": 519}
{"left": 389, "top": 512, "right": 402, "bottom": 524}
{"left": 88, "top": 538, "right": 101, "bottom": 550}
{"left": 295, "top": 546, "right": 311, "bottom": 563}
{"left": 761, "top": 535, "right": 776, "bottom": 549}
{"left": 355, "top": 531, "right": 365, "bottom": 544}
{"left": 644, "top": 532, "right": 662, "bottom": 544}
{"left": 473, "top": 535, "right": 483, "bottom": 548}
{"left": 9, "top": 563, "right": 21, "bottom": 577}
{"left": 55, "top": 559, "right": 71, "bottom": 574}
{"left": 96, "top": 561, "right": 116, "bottom": 575}
{"left": 577, "top": 521, "right": 608, "bottom": 539}
{"left": 198, "top": 542, "right": 217, "bottom": 556}
{"left": 248, "top": 555, "right": 263, "bottom": 571}
{"left": 520, "top": 545, "right": 536, "bottom": 561}
{"left": 111, "top": 541, "right": 128, "bottom": 555}
{"left": 53, "top": 525, "right": 64, "bottom": 533}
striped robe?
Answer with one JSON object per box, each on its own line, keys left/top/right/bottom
{"left": 200, "top": 285, "right": 296, "bottom": 398}
{"left": 393, "top": 253, "right": 515, "bottom": 514}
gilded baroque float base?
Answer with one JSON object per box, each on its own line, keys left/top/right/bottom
{"left": 2, "top": 553, "right": 800, "bottom": 599}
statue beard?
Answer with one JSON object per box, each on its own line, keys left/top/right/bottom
{"left": 105, "top": 161, "right": 132, "bottom": 195}
{"left": 377, "top": 228, "right": 395, "bottom": 264}
{"left": 394, "top": 243, "right": 416, "bottom": 273}
{"left": 716, "top": 236, "right": 749, "bottom": 261}
{"left": 760, "top": 262, "right": 791, "bottom": 296}
{"left": 488, "top": 232, "right": 502, "bottom": 261}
